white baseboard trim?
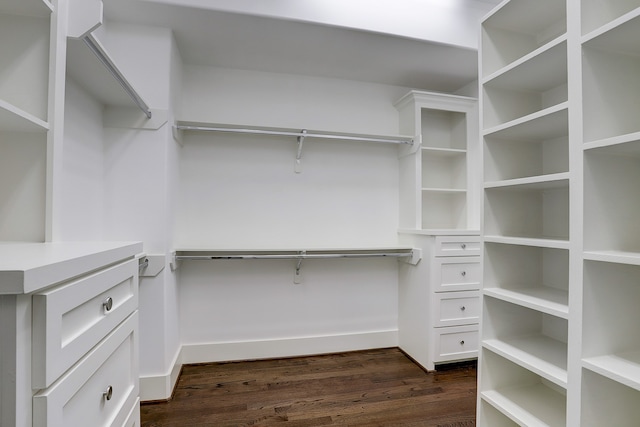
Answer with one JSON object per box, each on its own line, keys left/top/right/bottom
{"left": 140, "top": 330, "right": 398, "bottom": 402}
{"left": 139, "top": 348, "right": 183, "bottom": 402}
{"left": 181, "top": 330, "right": 399, "bottom": 364}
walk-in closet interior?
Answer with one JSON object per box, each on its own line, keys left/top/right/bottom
{"left": 1, "top": 0, "right": 639, "bottom": 425}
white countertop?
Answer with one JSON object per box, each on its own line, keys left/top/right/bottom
{"left": 0, "top": 241, "right": 143, "bottom": 295}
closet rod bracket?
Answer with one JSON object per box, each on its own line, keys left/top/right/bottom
{"left": 294, "top": 250, "right": 306, "bottom": 284}
{"left": 295, "top": 130, "right": 307, "bottom": 173}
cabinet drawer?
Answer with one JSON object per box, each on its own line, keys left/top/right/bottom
{"left": 433, "top": 257, "right": 481, "bottom": 292}
{"left": 433, "top": 291, "right": 480, "bottom": 327}
{"left": 33, "top": 259, "right": 138, "bottom": 388}
{"left": 33, "top": 312, "right": 139, "bottom": 427}
{"left": 435, "top": 236, "right": 480, "bottom": 257}
{"left": 433, "top": 325, "right": 479, "bottom": 363}
{"left": 123, "top": 398, "right": 141, "bottom": 427}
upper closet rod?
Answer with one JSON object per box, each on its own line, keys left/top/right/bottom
{"left": 175, "top": 124, "right": 414, "bottom": 146}
{"left": 176, "top": 251, "right": 414, "bottom": 261}
{"left": 82, "top": 33, "right": 152, "bottom": 119}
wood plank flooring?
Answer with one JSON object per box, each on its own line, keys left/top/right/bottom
{"left": 141, "top": 348, "right": 477, "bottom": 427}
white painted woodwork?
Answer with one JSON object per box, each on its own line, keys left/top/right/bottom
{"left": 32, "top": 259, "right": 138, "bottom": 388}
{"left": 480, "top": 1, "right": 640, "bottom": 425}
{"left": 67, "top": 0, "right": 103, "bottom": 39}
{"left": 398, "top": 233, "right": 480, "bottom": 371}
{"left": 395, "top": 91, "right": 479, "bottom": 232}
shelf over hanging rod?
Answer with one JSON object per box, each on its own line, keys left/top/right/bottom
{"left": 174, "top": 123, "right": 415, "bottom": 146}
{"left": 82, "top": 33, "right": 152, "bottom": 119}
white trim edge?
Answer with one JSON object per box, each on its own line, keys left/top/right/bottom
{"left": 139, "top": 347, "right": 182, "bottom": 402}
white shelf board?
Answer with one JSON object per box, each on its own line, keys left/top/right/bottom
{"left": 421, "top": 147, "right": 467, "bottom": 156}
{"left": 483, "top": 35, "right": 567, "bottom": 91}
{"left": 582, "top": 7, "right": 640, "bottom": 50}
{"left": 483, "top": 103, "right": 569, "bottom": 137}
{"left": 583, "top": 131, "right": 640, "bottom": 152}
{"left": 422, "top": 188, "right": 467, "bottom": 194}
{"left": 0, "top": 99, "right": 48, "bottom": 132}
{"left": 583, "top": 250, "right": 640, "bottom": 266}
{"left": 484, "top": 173, "right": 569, "bottom": 191}
{"left": 483, "top": 336, "right": 568, "bottom": 387}
{"left": 66, "top": 37, "right": 139, "bottom": 108}
{"left": 398, "top": 229, "right": 480, "bottom": 236}
{"left": 482, "top": 0, "right": 566, "bottom": 38}
{"left": 583, "top": 350, "right": 640, "bottom": 392}
{"left": 484, "top": 103, "right": 568, "bottom": 142}
{"left": 484, "top": 287, "right": 569, "bottom": 319}
{"left": 481, "top": 383, "right": 566, "bottom": 427}
{"left": 0, "top": 241, "right": 142, "bottom": 295}
{"left": 0, "top": 0, "right": 53, "bottom": 17}
{"left": 484, "top": 235, "right": 570, "bottom": 250}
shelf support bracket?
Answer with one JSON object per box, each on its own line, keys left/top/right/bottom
{"left": 294, "top": 250, "right": 305, "bottom": 284}
{"left": 295, "top": 130, "right": 307, "bottom": 173}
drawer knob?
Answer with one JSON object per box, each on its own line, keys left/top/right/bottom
{"left": 461, "top": 244, "right": 466, "bottom": 249}
{"left": 103, "top": 297, "right": 113, "bottom": 312}
{"left": 103, "top": 385, "right": 113, "bottom": 401}
{"left": 460, "top": 340, "right": 465, "bottom": 346}
{"left": 460, "top": 306, "right": 466, "bottom": 311}
{"left": 461, "top": 271, "right": 466, "bottom": 277}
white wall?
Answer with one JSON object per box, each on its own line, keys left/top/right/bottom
{"left": 176, "top": 66, "right": 412, "bottom": 360}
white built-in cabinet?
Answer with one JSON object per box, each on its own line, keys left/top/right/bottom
{"left": 0, "top": 242, "right": 142, "bottom": 427}
{"left": 478, "top": 0, "right": 640, "bottom": 425}
{"left": 396, "top": 91, "right": 482, "bottom": 370}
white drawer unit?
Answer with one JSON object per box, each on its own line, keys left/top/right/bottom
{"left": 33, "top": 312, "right": 139, "bottom": 427}
{"left": 434, "top": 236, "right": 481, "bottom": 257}
{"left": 32, "top": 259, "right": 138, "bottom": 388}
{"left": 433, "top": 290, "right": 481, "bottom": 327}
{"left": 433, "top": 257, "right": 481, "bottom": 292}
{"left": 433, "top": 324, "right": 479, "bottom": 363}
{"left": 0, "top": 242, "right": 141, "bottom": 427}
{"left": 398, "top": 232, "right": 481, "bottom": 371}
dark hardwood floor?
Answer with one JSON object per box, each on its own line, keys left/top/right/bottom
{"left": 141, "top": 348, "right": 477, "bottom": 427}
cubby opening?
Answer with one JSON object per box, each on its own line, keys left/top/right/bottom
{"left": 584, "top": 140, "right": 640, "bottom": 255}
{"left": 0, "top": 132, "right": 46, "bottom": 242}
{"left": 581, "top": 369, "right": 640, "bottom": 426}
{"left": 582, "top": 261, "right": 640, "bottom": 389}
{"left": 482, "top": 40, "right": 567, "bottom": 130}
{"left": 480, "top": 349, "right": 567, "bottom": 426}
{"left": 421, "top": 192, "right": 466, "bottom": 230}
{"left": 483, "top": 296, "right": 568, "bottom": 386}
{"left": 484, "top": 243, "right": 569, "bottom": 318}
{"left": 481, "top": 0, "right": 566, "bottom": 78}
{"left": 582, "top": 14, "right": 640, "bottom": 143}
{"left": 420, "top": 108, "right": 466, "bottom": 150}
{"left": 484, "top": 182, "right": 570, "bottom": 242}
{"left": 421, "top": 149, "right": 466, "bottom": 190}
{"left": 0, "top": 11, "right": 50, "bottom": 124}
{"left": 581, "top": 0, "right": 640, "bottom": 36}
{"left": 484, "top": 107, "right": 568, "bottom": 182}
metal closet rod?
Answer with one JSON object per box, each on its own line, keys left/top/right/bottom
{"left": 175, "top": 124, "right": 414, "bottom": 145}
{"left": 176, "top": 251, "right": 414, "bottom": 261}
{"left": 82, "top": 33, "right": 152, "bottom": 119}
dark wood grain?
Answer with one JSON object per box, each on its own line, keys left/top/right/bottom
{"left": 141, "top": 348, "right": 477, "bottom": 426}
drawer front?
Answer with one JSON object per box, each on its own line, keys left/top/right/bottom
{"left": 33, "top": 312, "right": 139, "bottom": 427}
{"left": 123, "top": 398, "right": 141, "bottom": 427}
{"left": 435, "top": 236, "right": 480, "bottom": 257}
{"left": 434, "top": 257, "right": 481, "bottom": 292}
{"left": 434, "top": 291, "right": 480, "bottom": 327}
{"left": 433, "top": 325, "right": 479, "bottom": 363}
{"left": 33, "top": 259, "right": 138, "bottom": 388}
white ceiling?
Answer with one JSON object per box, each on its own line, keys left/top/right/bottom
{"left": 105, "top": 0, "right": 501, "bottom": 92}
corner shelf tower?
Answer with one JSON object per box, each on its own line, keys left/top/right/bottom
{"left": 478, "top": 0, "right": 640, "bottom": 425}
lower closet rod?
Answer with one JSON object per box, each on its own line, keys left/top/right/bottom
{"left": 176, "top": 252, "right": 413, "bottom": 261}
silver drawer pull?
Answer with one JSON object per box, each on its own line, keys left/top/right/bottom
{"left": 460, "top": 306, "right": 466, "bottom": 311}
{"left": 461, "top": 271, "right": 466, "bottom": 277}
{"left": 103, "top": 297, "right": 113, "bottom": 312}
{"left": 461, "top": 243, "right": 466, "bottom": 249}
{"left": 460, "top": 340, "right": 465, "bottom": 346}
{"left": 103, "top": 385, "right": 113, "bottom": 401}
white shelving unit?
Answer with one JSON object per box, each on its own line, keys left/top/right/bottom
{"left": 479, "top": 0, "right": 571, "bottom": 424}
{"left": 395, "top": 90, "right": 479, "bottom": 232}
{"left": 0, "top": 0, "right": 53, "bottom": 242}
{"left": 480, "top": 0, "right": 640, "bottom": 425}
